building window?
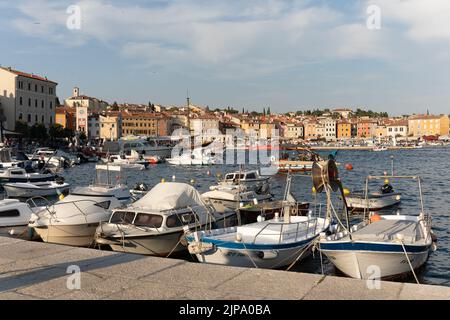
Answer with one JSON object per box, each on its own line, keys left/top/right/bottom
{"left": 19, "top": 97, "right": 23, "bottom": 105}
{"left": 28, "top": 98, "right": 31, "bottom": 107}
{"left": 42, "top": 115, "right": 45, "bottom": 123}
{"left": 50, "top": 116, "right": 53, "bottom": 124}
{"left": 35, "top": 99, "right": 38, "bottom": 108}
{"left": 50, "top": 101, "right": 53, "bottom": 109}
{"left": 28, "top": 114, "right": 31, "bottom": 122}
{"left": 41, "top": 100, "right": 44, "bottom": 108}
{"left": 28, "top": 83, "right": 31, "bottom": 90}
{"left": 41, "top": 86, "right": 44, "bottom": 93}
{"left": 35, "top": 84, "right": 38, "bottom": 92}
{"left": 35, "top": 115, "right": 38, "bottom": 123}
{"left": 19, "top": 113, "right": 23, "bottom": 120}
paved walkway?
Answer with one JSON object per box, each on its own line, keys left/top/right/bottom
{"left": 0, "top": 236, "right": 448, "bottom": 300}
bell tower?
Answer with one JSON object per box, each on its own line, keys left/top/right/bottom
{"left": 72, "top": 87, "right": 80, "bottom": 97}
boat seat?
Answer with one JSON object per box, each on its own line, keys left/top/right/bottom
{"left": 351, "top": 220, "right": 421, "bottom": 244}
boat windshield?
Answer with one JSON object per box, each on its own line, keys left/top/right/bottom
{"left": 110, "top": 211, "right": 135, "bottom": 224}
{"left": 134, "top": 213, "right": 163, "bottom": 228}
{"left": 166, "top": 212, "right": 198, "bottom": 228}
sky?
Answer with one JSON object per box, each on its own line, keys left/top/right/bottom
{"left": 1, "top": 0, "right": 450, "bottom": 116}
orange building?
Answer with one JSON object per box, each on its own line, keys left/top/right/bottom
{"left": 55, "top": 106, "right": 76, "bottom": 130}
{"left": 357, "top": 120, "right": 377, "bottom": 138}
{"left": 336, "top": 121, "right": 351, "bottom": 139}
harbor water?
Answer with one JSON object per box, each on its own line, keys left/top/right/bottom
{"left": 3, "top": 147, "right": 448, "bottom": 286}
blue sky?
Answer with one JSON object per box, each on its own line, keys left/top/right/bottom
{"left": 1, "top": 0, "right": 450, "bottom": 115}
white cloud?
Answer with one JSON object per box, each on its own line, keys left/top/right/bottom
{"left": 371, "top": 0, "right": 450, "bottom": 42}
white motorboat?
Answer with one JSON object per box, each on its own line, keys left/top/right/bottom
{"left": 103, "top": 137, "right": 174, "bottom": 159}
{"left": 319, "top": 175, "right": 434, "bottom": 280}
{"left": 202, "top": 186, "right": 273, "bottom": 212}
{"left": 3, "top": 180, "right": 70, "bottom": 198}
{"left": 0, "top": 147, "right": 25, "bottom": 168}
{"left": 166, "top": 148, "right": 215, "bottom": 165}
{"left": 28, "top": 165, "right": 131, "bottom": 246}
{"left": 0, "top": 167, "right": 55, "bottom": 183}
{"left": 214, "top": 170, "right": 270, "bottom": 194}
{"left": 345, "top": 179, "right": 401, "bottom": 211}
{"left": 186, "top": 207, "right": 329, "bottom": 269}
{"left": 0, "top": 199, "right": 43, "bottom": 237}
{"left": 104, "top": 150, "right": 149, "bottom": 169}
{"left": 29, "top": 148, "right": 78, "bottom": 168}
{"left": 95, "top": 182, "right": 238, "bottom": 256}
{"left": 373, "top": 146, "right": 388, "bottom": 152}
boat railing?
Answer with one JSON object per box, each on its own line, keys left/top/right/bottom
{"left": 43, "top": 199, "right": 106, "bottom": 223}
{"left": 251, "top": 217, "right": 323, "bottom": 244}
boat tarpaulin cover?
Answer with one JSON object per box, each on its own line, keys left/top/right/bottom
{"left": 132, "top": 182, "right": 207, "bottom": 211}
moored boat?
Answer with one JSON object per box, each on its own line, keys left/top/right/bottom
{"left": 4, "top": 180, "right": 70, "bottom": 198}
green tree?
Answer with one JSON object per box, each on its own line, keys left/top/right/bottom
{"left": 63, "top": 128, "right": 75, "bottom": 139}
{"left": 111, "top": 101, "right": 119, "bottom": 111}
{"left": 267, "top": 107, "right": 271, "bottom": 115}
{"left": 30, "top": 124, "right": 48, "bottom": 141}
{"left": 15, "top": 121, "right": 29, "bottom": 138}
{"left": 49, "top": 124, "right": 65, "bottom": 140}
{"left": 79, "top": 131, "right": 87, "bottom": 142}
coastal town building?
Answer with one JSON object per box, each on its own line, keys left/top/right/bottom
{"left": 99, "top": 113, "right": 122, "bottom": 141}
{"left": 357, "top": 120, "right": 377, "bottom": 138}
{"left": 333, "top": 108, "right": 352, "bottom": 119}
{"left": 190, "top": 115, "right": 220, "bottom": 142}
{"left": 282, "top": 122, "right": 304, "bottom": 140}
{"left": 64, "top": 87, "right": 108, "bottom": 112}
{"left": 0, "top": 66, "right": 57, "bottom": 131}
{"left": 408, "top": 115, "right": 449, "bottom": 137}
{"left": 319, "top": 117, "right": 336, "bottom": 141}
{"left": 336, "top": 120, "right": 352, "bottom": 139}
{"left": 88, "top": 114, "right": 100, "bottom": 140}
{"left": 386, "top": 120, "right": 408, "bottom": 138}
{"left": 121, "top": 113, "right": 170, "bottom": 137}
{"left": 55, "top": 106, "right": 76, "bottom": 130}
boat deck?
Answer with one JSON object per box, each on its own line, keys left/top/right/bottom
{"left": 351, "top": 220, "right": 425, "bottom": 244}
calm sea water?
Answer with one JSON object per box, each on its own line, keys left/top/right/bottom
{"left": 9, "top": 147, "right": 450, "bottom": 286}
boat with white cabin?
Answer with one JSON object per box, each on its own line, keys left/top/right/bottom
{"left": 4, "top": 179, "right": 70, "bottom": 198}
{"left": 28, "top": 165, "right": 131, "bottom": 246}
{"left": 0, "top": 167, "right": 55, "bottom": 183}
{"left": 94, "top": 182, "right": 238, "bottom": 256}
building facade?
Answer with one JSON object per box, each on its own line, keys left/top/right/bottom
{"left": 336, "top": 121, "right": 351, "bottom": 139}
{"left": 0, "top": 66, "right": 57, "bottom": 131}
{"left": 100, "top": 113, "right": 122, "bottom": 141}
{"left": 408, "top": 115, "right": 449, "bottom": 137}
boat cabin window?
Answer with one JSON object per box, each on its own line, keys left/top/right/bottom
{"left": 166, "top": 212, "right": 198, "bottom": 228}
{"left": 0, "top": 209, "right": 20, "bottom": 218}
{"left": 94, "top": 201, "right": 111, "bottom": 210}
{"left": 245, "top": 172, "right": 256, "bottom": 179}
{"left": 10, "top": 170, "right": 24, "bottom": 175}
{"left": 225, "top": 174, "right": 235, "bottom": 180}
{"left": 110, "top": 211, "right": 135, "bottom": 224}
{"left": 134, "top": 213, "right": 163, "bottom": 228}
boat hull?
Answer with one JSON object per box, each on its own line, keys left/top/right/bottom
{"left": 320, "top": 243, "right": 431, "bottom": 279}
{"left": 192, "top": 242, "right": 313, "bottom": 269}
{"left": 346, "top": 193, "right": 401, "bottom": 210}
{"left": 4, "top": 184, "right": 70, "bottom": 198}
{"left": 33, "top": 223, "right": 101, "bottom": 247}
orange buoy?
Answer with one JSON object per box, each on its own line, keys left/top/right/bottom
{"left": 370, "top": 213, "right": 382, "bottom": 223}
{"left": 345, "top": 163, "right": 353, "bottom": 171}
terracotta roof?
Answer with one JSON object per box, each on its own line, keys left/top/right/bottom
{"left": 1, "top": 66, "right": 57, "bottom": 84}
{"left": 409, "top": 114, "right": 442, "bottom": 120}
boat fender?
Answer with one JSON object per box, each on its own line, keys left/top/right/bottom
{"left": 256, "top": 250, "right": 279, "bottom": 260}
{"left": 370, "top": 214, "right": 382, "bottom": 223}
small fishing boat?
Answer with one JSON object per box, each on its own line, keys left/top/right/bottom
{"left": 186, "top": 172, "right": 329, "bottom": 269}
{"left": 319, "top": 175, "right": 435, "bottom": 280}
{"left": 95, "top": 182, "right": 238, "bottom": 256}
{"left": 272, "top": 147, "right": 324, "bottom": 173}
{"left": 345, "top": 179, "right": 401, "bottom": 211}
{"left": 28, "top": 165, "right": 131, "bottom": 246}
{"left": 104, "top": 150, "right": 149, "bottom": 169}
{"left": 0, "top": 167, "right": 55, "bottom": 183}
{"left": 186, "top": 208, "right": 329, "bottom": 269}
{"left": 3, "top": 179, "right": 70, "bottom": 198}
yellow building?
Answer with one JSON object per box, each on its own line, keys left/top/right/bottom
{"left": 100, "top": 113, "right": 122, "bottom": 141}
{"left": 374, "top": 124, "right": 387, "bottom": 138}
{"left": 304, "top": 121, "right": 319, "bottom": 140}
{"left": 122, "top": 113, "right": 160, "bottom": 137}
{"left": 336, "top": 121, "right": 351, "bottom": 139}
{"left": 408, "top": 115, "right": 450, "bottom": 137}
